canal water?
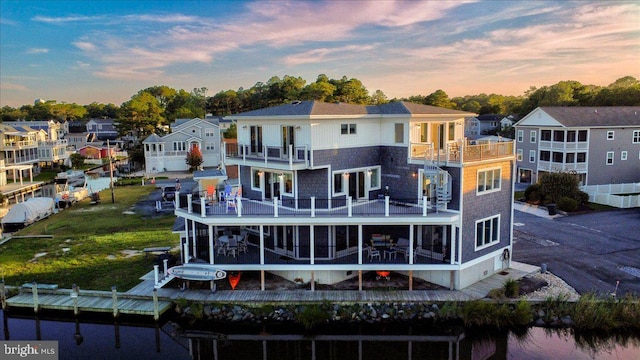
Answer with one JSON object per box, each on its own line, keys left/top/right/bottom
{"left": 2, "top": 310, "right": 639, "bottom": 359}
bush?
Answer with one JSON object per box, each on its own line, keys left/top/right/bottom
{"left": 504, "top": 278, "right": 520, "bottom": 298}
{"left": 524, "top": 184, "right": 544, "bottom": 204}
{"left": 557, "top": 197, "right": 578, "bottom": 212}
{"left": 575, "top": 190, "right": 590, "bottom": 205}
{"left": 539, "top": 172, "right": 580, "bottom": 203}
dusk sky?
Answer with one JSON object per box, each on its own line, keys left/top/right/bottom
{"left": 1, "top": 0, "right": 638, "bottom": 108}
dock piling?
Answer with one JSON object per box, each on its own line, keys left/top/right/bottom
{"left": 153, "top": 288, "right": 159, "bottom": 321}
{"left": 32, "top": 282, "right": 39, "bottom": 313}
{"left": 72, "top": 284, "right": 79, "bottom": 315}
{"left": 112, "top": 286, "right": 119, "bottom": 318}
{"left": 0, "top": 282, "right": 6, "bottom": 310}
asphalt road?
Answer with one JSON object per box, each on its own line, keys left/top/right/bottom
{"left": 512, "top": 208, "right": 640, "bottom": 297}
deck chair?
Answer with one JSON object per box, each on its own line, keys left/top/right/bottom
{"left": 365, "top": 245, "right": 381, "bottom": 262}
{"left": 215, "top": 238, "right": 227, "bottom": 256}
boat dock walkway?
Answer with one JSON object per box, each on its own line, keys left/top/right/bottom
{"left": 2, "top": 262, "right": 540, "bottom": 318}
{"left": 2, "top": 285, "right": 172, "bottom": 320}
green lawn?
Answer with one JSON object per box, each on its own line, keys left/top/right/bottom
{"left": 0, "top": 185, "right": 179, "bottom": 291}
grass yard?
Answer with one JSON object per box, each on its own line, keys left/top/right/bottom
{"left": 0, "top": 185, "right": 179, "bottom": 291}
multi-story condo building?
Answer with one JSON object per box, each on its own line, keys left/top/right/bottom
{"left": 515, "top": 107, "right": 640, "bottom": 185}
{"left": 171, "top": 101, "right": 515, "bottom": 290}
{"left": 143, "top": 117, "right": 222, "bottom": 174}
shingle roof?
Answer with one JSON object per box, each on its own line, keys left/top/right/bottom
{"left": 540, "top": 107, "right": 640, "bottom": 127}
{"left": 228, "top": 100, "right": 474, "bottom": 117}
{"left": 142, "top": 134, "right": 163, "bottom": 143}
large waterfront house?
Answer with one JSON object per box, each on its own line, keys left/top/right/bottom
{"left": 170, "top": 101, "right": 515, "bottom": 291}
{"left": 514, "top": 107, "right": 640, "bottom": 185}
{"left": 143, "top": 117, "right": 222, "bottom": 175}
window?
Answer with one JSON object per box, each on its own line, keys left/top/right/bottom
{"left": 530, "top": 130, "right": 536, "bottom": 143}
{"left": 607, "top": 131, "right": 614, "bottom": 140}
{"left": 516, "top": 149, "right": 523, "bottom": 162}
{"left": 205, "top": 128, "right": 216, "bottom": 137}
{"left": 606, "top": 151, "right": 614, "bottom": 165}
{"left": 621, "top": 151, "right": 628, "bottom": 161}
{"left": 341, "top": 123, "right": 356, "bottom": 135}
{"left": 333, "top": 173, "right": 344, "bottom": 194}
{"left": 282, "top": 173, "right": 293, "bottom": 195}
{"left": 205, "top": 142, "right": 215, "bottom": 151}
{"left": 250, "top": 125, "right": 263, "bottom": 153}
{"left": 477, "top": 168, "right": 501, "bottom": 194}
{"left": 173, "top": 142, "right": 186, "bottom": 151}
{"left": 578, "top": 130, "right": 588, "bottom": 142}
{"left": 252, "top": 169, "right": 262, "bottom": 190}
{"left": 552, "top": 152, "right": 563, "bottom": 163}
{"left": 553, "top": 130, "right": 565, "bottom": 142}
{"left": 576, "top": 152, "right": 586, "bottom": 163}
{"left": 517, "top": 130, "right": 523, "bottom": 142}
{"left": 633, "top": 130, "right": 640, "bottom": 144}
{"left": 369, "top": 168, "right": 380, "bottom": 188}
{"left": 476, "top": 215, "right": 500, "bottom": 249}
{"left": 539, "top": 151, "right": 550, "bottom": 161}
{"left": 448, "top": 122, "right": 456, "bottom": 141}
{"left": 529, "top": 150, "right": 536, "bottom": 163}
{"left": 394, "top": 123, "right": 404, "bottom": 143}
{"left": 540, "top": 130, "right": 551, "bottom": 141}
{"left": 566, "top": 153, "right": 575, "bottom": 163}
{"left": 566, "top": 131, "right": 576, "bottom": 142}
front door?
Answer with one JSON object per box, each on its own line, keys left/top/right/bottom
{"left": 275, "top": 226, "right": 295, "bottom": 257}
{"left": 282, "top": 126, "right": 295, "bottom": 157}
{"left": 347, "top": 171, "right": 366, "bottom": 200}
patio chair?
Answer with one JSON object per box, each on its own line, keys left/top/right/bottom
{"left": 215, "top": 239, "right": 227, "bottom": 256}
{"left": 365, "top": 245, "right": 381, "bottom": 262}
{"left": 237, "top": 234, "right": 248, "bottom": 254}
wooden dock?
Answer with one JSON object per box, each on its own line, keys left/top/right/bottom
{"left": 3, "top": 285, "right": 173, "bottom": 320}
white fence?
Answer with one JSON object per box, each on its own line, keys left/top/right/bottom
{"left": 581, "top": 183, "right": 640, "bottom": 208}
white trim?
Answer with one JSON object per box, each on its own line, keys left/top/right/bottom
{"left": 621, "top": 151, "right": 627, "bottom": 161}
{"left": 529, "top": 150, "right": 536, "bottom": 163}
{"left": 474, "top": 214, "right": 500, "bottom": 251}
{"left": 516, "top": 149, "right": 523, "bottom": 162}
{"left": 476, "top": 167, "right": 502, "bottom": 195}
{"left": 606, "top": 130, "right": 614, "bottom": 140}
{"left": 606, "top": 151, "right": 614, "bottom": 165}
{"left": 529, "top": 130, "right": 536, "bottom": 143}
{"left": 517, "top": 130, "right": 523, "bottom": 142}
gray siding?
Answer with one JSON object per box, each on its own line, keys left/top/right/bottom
{"left": 515, "top": 126, "right": 540, "bottom": 183}
{"left": 587, "top": 128, "right": 640, "bottom": 185}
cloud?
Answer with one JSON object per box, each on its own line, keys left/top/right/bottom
{"left": 0, "top": 82, "right": 28, "bottom": 91}
{"left": 32, "top": 15, "right": 104, "bottom": 23}
{"left": 26, "top": 48, "right": 49, "bottom": 54}
{"left": 73, "top": 41, "right": 97, "bottom": 51}
{"left": 75, "top": 61, "right": 90, "bottom": 68}
{"left": 284, "top": 44, "right": 377, "bottom": 66}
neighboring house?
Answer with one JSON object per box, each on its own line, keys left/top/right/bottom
{"left": 465, "top": 114, "right": 503, "bottom": 138}
{"left": 77, "top": 144, "right": 117, "bottom": 160}
{"left": 7, "top": 120, "right": 69, "bottom": 167}
{"left": 86, "top": 118, "right": 118, "bottom": 141}
{"left": 500, "top": 115, "right": 517, "bottom": 130}
{"left": 514, "top": 106, "right": 640, "bottom": 185}
{"left": 170, "top": 101, "right": 516, "bottom": 291}
{"left": 143, "top": 117, "right": 222, "bottom": 174}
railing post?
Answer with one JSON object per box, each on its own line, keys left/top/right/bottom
{"left": 423, "top": 196, "right": 428, "bottom": 216}
{"left": 289, "top": 144, "right": 293, "bottom": 168}
{"left": 385, "top": 196, "right": 390, "bottom": 217}
{"left": 154, "top": 265, "right": 159, "bottom": 286}
{"left": 175, "top": 191, "right": 181, "bottom": 208}
{"left": 163, "top": 259, "right": 168, "bottom": 276}
{"left": 201, "top": 197, "right": 206, "bottom": 217}
{"left": 274, "top": 197, "right": 279, "bottom": 217}
{"left": 187, "top": 194, "right": 192, "bottom": 213}
{"left": 112, "top": 286, "right": 118, "bottom": 318}
{"left": 311, "top": 196, "right": 315, "bottom": 217}
{"left": 32, "top": 282, "right": 39, "bottom": 313}
{"left": 347, "top": 196, "right": 352, "bottom": 217}
{"left": 237, "top": 197, "right": 242, "bottom": 217}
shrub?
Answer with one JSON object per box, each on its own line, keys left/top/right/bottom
{"left": 557, "top": 197, "right": 578, "bottom": 212}
{"left": 504, "top": 278, "right": 520, "bottom": 298}
{"left": 575, "top": 190, "right": 590, "bottom": 205}
{"left": 297, "top": 304, "right": 330, "bottom": 329}
{"left": 524, "top": 184, "right": 544, "bottom": 204}
{"left": 539, "top": 172, "right": 580, "bottom": 203}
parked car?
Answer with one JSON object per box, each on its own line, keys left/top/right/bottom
{"left": 162, "top": 186, "right": 176, "bottom": 202}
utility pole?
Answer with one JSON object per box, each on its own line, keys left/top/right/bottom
{"left": 108, "top": 139, "right": 115, "bottom": 203}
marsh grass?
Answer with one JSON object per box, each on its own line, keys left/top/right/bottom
{"left": 0, "top": 185, "right": 178, "bottom": 290}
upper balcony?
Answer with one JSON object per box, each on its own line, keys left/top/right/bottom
{"left": 2, "top": 139, "right": 38, "bottom": 150}
{"left": 409, "top": 140, "right": 514, "bottom": 166}
{"left": 174, "top": 193, "right": 459, "bottom": 225}
{"left": 223, "top": 143, "right": 310, "bottom": 170}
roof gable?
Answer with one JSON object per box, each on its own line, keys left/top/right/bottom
{"left": 516, "top": 106, "right": 640, "bottom": 128}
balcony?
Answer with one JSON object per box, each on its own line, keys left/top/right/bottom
{"left": 409, "top": 140, "right": 514, "bottom": 165}
{"left": 224, "top": 143, "right": 309, "bottom": 169}
{"left": 2, "top": 140, "right": 38, "bottom": 149}
{"left": 175, "top": 194, "right": 458, "bottom": 223}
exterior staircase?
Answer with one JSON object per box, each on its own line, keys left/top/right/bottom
{"left": 424, "top": 162, "right": 452, "bottom": 210}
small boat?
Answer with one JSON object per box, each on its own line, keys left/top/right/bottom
{"left": 1, "top": 197, "right": 55, "bottom": 232}
{"left": 167, "top": 264, "right": 227, "bottom": 281}
{"left": 54, "top": 170, "right": 89, "bottom": 208}
{"left": 55, "top": 170, "right": 86, "bottom": 188}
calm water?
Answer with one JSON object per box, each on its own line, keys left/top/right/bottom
{"left": 2, "top": 310, "right": 639, "bottom": 360}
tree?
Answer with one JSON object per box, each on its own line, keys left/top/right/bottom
{"left": 69, "top": 153, "right": 86, "bottom": 169}
{"left": 424, "top": 90, "right": 456, "bottom": 109}
{"left": 185, "top": 145, "right": 203, "bottom": 172}
{"left": 224, "top": 123, "right": 237, "bottom": 139}
{"left": 118, "top": 91, "right": 166, "bottom": 139}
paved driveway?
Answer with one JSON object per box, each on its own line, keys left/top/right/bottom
{"left": 512, "top": 208, "right": 640, "bottom": 297}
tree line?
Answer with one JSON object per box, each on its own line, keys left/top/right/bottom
{"left": 1, "top": 75, "right": 638, "bottom": 141}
